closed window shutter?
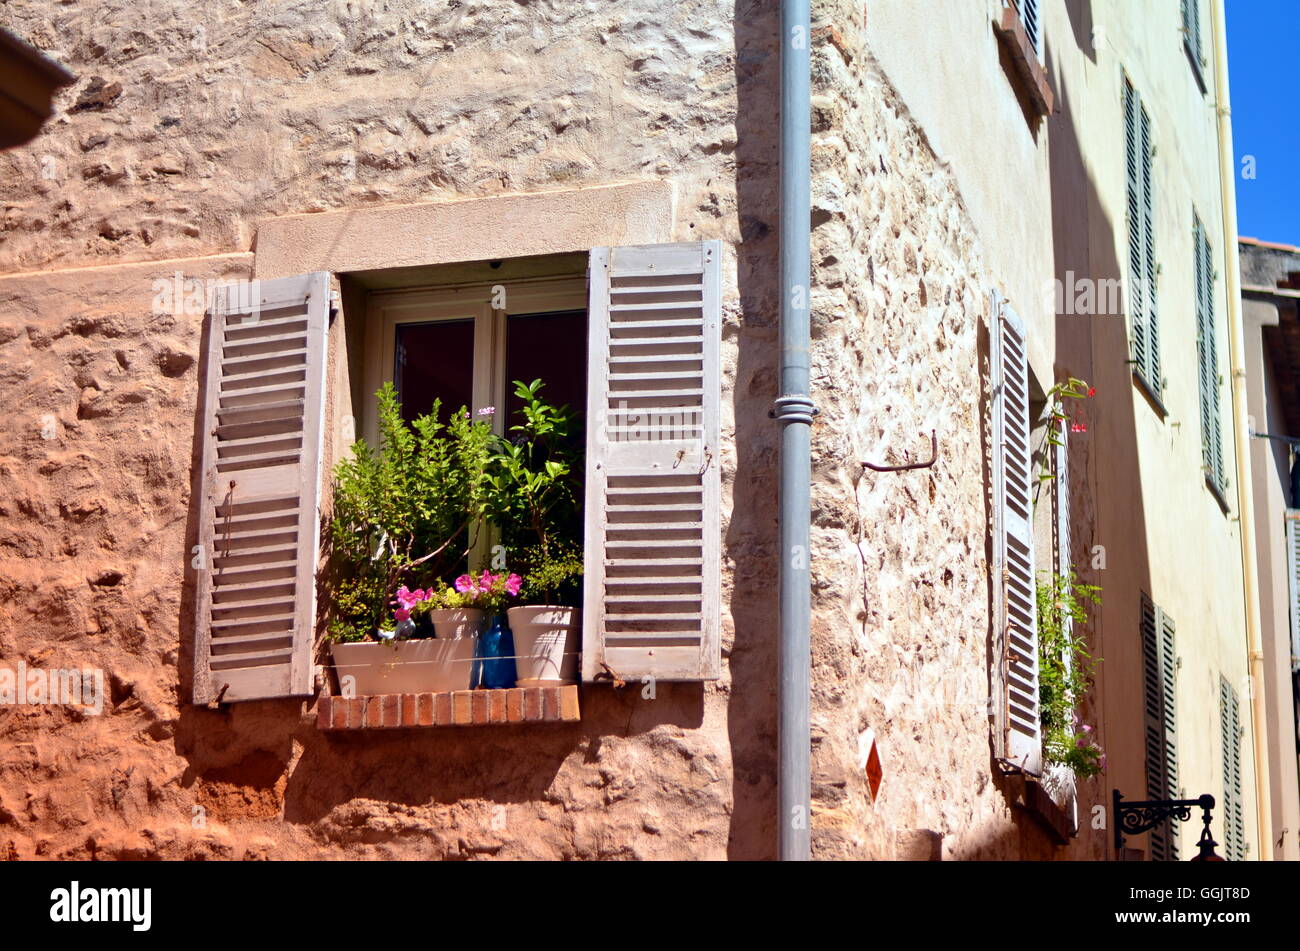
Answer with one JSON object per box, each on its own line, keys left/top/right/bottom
{"left": 582, "top": 241, "right": 722, "bottom": 682}
{"left": 1141, "top": 596, "right": 1178, "bottom": 859}
{"left": 1014, "top": 0, "right": 1043, "bottom": 56}
{"left": 1124, "top": 79, "right": 1148, "bottom": 383}
{"left": 1220, "top": 677, "right": 1245, "bottom": 860}
{"left": 192, "top": 272, "right": 331, "bottom": 703}
{"left": 1125, "top": 78, "right": 1160, "bottom": 395}
{"left": 1140, "top": 106, "right": 1160, "bottom": 391}
{"left": 1183, "top": 0, "right": 1202, "bottom": 63}
{"left": 991, "top": 295, "right": 1040, "bottom": 774}
{"left": 1196, "top": 223, "right": 1216, "bottom": 491}
{"left": 1286, "top": 512, "right": 1300, "bottom": 674}
{"left": 1194, "top": 220, "right": 1225, "bottom": 491}
{"left": 1053, "top": 419, "right": 1073, "bottom": 644}
{"left": 1054, "top": 419, "right": 1071, "bottom": 578}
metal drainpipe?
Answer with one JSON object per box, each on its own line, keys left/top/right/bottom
{"left": 1211, "top": 0, "right": 1273, "bottom": 858}
{"left": 773, "top": 0, "right": 814, "bottom": 862}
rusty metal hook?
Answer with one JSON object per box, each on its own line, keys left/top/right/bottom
{"left": 862, "top": 430, "right": 938, "bottom": 473}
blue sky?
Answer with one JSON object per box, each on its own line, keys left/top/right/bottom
{"left": 1228, "top": 0, "right": 1300, "bottom": 245}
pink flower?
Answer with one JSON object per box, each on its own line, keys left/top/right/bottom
{"left": 1081, "top": 724, "right": 1093, "bottom": 734}
{"left": 1076, "top": 734, "right": 1090, "bottom": 748}
{"left": 480, "top": 569, "right": 494, "bottom": 589}
{"left": 454, "top": 574, "right": 476, "bottom": 594}
{"left": 393, "top": 586, "right": 426, "bottom": 610}
{"left": 478, "top": 406, "right": 496, "bottom": 416}
{"left": 505, "top": 573, "right": 522, "bottom": 597}
{"left": 394, "top": 608, "right": 410, "bottom": 623}
{"left": 1099, "top": 753, "right": 1107, "bottom": 770}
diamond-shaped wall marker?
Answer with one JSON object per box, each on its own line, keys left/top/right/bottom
{"left": 858, "top": 728, "right": 882, "bottom": 802}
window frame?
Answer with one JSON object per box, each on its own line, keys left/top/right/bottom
{"left": 360, "top": 275, "right": 587, "bottom": 447}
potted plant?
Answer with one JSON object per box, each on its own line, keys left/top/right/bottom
{"left": 448, "top": 570, "right": 523, "bottom": 688}
{"left": 488, "top": 380, "right": 585, "bottom": 685}
{"left": 508, "top": 543, "right": 584, "bottom": 684}
{"left": 330, "top": 585, "right": 480, "bottom": 695}
{"left": 326, "top": 384, "right": 494, "bottom": 695}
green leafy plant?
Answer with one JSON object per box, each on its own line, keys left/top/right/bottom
{"left": 487, "top": 379, "right": 584, "bottom": 599}
{"left": 1034, "top": 377, "right": 1093, "bottom": 508}
{"left": 327, "top": 383, "right": 495, "bottom": 642}
{"left": 1037, "top": 569, "right": 1104, "bottom": 778}
{"left": 518, "top": 541, "right": 584, "bottom": 604}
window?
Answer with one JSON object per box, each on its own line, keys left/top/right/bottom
{"left": 1182, "top": 0, "right": 1207, "bottom": 91}
{"left": 361, "top": 276, "right": 587, "bottom": 444}
{"left": 1194, "top": 214, "right": 1227, "bottom": 501}
{"left": 1142, "top": 595, "right": 1178, "bottom": 860}
{"left": 991, "top": 292, "right": 1041, "bottom": 774}
{"left": 1220, "top": 677, "right": 1246, "bottom": 860}
{"left": 190, "top": 242, "right": 724, "bottom": 704}
{"left": 1124, "top": 76, "right": 1162, "bottom": 407}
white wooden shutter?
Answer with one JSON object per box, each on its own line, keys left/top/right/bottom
{"left": 1220, "top": 676, "right": 1245, "bottom": 860}
{"left": 1125, "top": 78, "right": 1160, "bottom": 395}
{"left": 582, "top": 241, "right": 721, "bottom": 682}
{"left": 192, "top": 272, "right": 331, "bottom": 703}
{"left": 1014, "top": 0, "right": 1043, "bottom": 57}
{"left": 1183, "top": 0, "right": 1202, "bottom": 63}
{"left": 1286, "top": 512, "right": 1300, "bottom": 673}
{"left": 991, "top": 294, "right": 1041, "bottom": 774}
{"left": 1142, "top": 596, "right": 1179, "bottom": 859}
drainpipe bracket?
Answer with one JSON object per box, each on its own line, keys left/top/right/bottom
{"left": 770, "top": 394, "right": 819, "bottom": 424}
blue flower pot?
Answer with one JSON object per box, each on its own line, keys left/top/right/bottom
{"left": 476, "top": 614, "right": 517, "bottom": 689}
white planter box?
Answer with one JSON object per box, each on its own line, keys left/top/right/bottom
{"left": 330, "top": 638, "right": 476, "bottom": 695}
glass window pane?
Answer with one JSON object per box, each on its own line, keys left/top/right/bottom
{"left": 504, "top": 309, "right": 587, "bottom": 431}
{"left": 394, "top": 319, "right": 475, "bottom": 424}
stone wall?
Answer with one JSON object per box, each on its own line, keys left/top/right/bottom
{"left": 0, "top": 0, "right": 1072, "bottom": 859}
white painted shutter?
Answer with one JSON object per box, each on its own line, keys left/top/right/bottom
{"left": 1142, "top": 596, "right": 1179, "bottom": 859}
{"left": 1220, "top": 676, "right": 1245, "bottom": 860}
{"left": 1183, "top": 0, "right": 1202, "bottom": 63}
{"left": 582, "top": 241, "right": 721, "bottom": 682}
{"left": 192, "top": 272, "right": 331, "bottom": 703}
{"left": 1286, "top": 512, "right": 1300, "bottom": 673}
{"left": 1014, "top": 0, "right": 1043, "bottom": 57}
{"left": 991, "top": 294, "right": 1041, "bottom": 774}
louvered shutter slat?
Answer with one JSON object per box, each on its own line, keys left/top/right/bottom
{"left": 1140, "top": 106, "right": 1160, "bottom": 390}
{"left": 1221, "top": 678, "right": 1246, "bottom": 859}
{"left": 992, "top": 295, "right": 1041, "bottom": 774}
{"left": 1141, "top": 595, "right": 1179, "bottom": 860}
{"left": 1286, "top": 513, "right": 1300, "bottom": 673}
{"left": 1124, "top": 80, "right": 1148, "bottom": 378}
{"left": 583, "top": 242, "right": 722, "bottom": 682}
{"left": 193, "top": 272, "right": 330, "bottom": 703}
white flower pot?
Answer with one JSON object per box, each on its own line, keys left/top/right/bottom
{"left": 507, "top": 605, "right": 579, "bottom": 684}
{"left": 427, "top": 608, "right": 488, "bottom": 640}
{"left": 330, "top": 638, "right": 477, "bottom": 695}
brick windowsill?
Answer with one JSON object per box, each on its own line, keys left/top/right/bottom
{"left": 318, "top": 685, "right": 580, "bottom": 730}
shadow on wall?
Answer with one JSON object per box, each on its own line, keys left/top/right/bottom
{"left": 1046, "top": 11, "right": 1152, "bottom": 860}
{"left": 724, "top": 0, "right": 783, "bottom": 860}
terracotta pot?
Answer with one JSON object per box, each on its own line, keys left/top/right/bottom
{"left": 427, "top": 608, "right": 487, "bottom": 640}
{"left": 506, "top": 605, "right": 579, "bottom": 684}
{"left": 330, "top": 637, "right": 476, "bottom": 695}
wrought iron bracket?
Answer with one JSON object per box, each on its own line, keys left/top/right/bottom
{"left": 1113, "top": 789, "right": 1215, "bottom": 856}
